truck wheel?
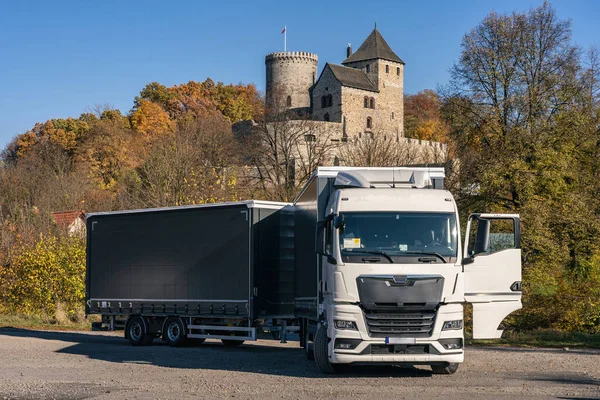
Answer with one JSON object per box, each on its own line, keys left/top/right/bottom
{"left": 221, "top": 339, "right": 244, "bottom": 347}
{"left": 431, "top": 362, "right": 459, "bottom": 374}
{"left": 127, "top": 316, "right": 153, "bottom": 346}
{"left": 314, "top": 325, "right": 338, "bottom": 374}
{"left": 163, "top": 317, "right": 187, "bottom": 347}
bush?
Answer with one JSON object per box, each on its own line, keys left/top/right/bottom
{"left": 0, "top": 235, "right": 85, "bottom": 321}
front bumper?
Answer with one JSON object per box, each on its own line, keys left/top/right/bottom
{"left": 327, "top": 303, "right": 464, "bottom": 365}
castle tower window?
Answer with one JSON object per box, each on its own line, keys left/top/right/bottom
{"left": 386, "top": 65, "right": 389, "bottom": 73}
{"left": 286, "top": 96, "right": 292, "bottom": 107}
{"left": 397, "top": 67, "right": 400, "bottom": 76}
{"left": 366, "top": 117, "right": 372, "bottom": 129}
{"left": 392, "top": 112, "right": 395, "bottom": 120}
{"left": 366, "top": 64, "right": 371, "bottom": 73}
{"left": 364, "top": 97, "right": 368, "bottom": 108}
{"left": 326, "top": 94, "right": 332, "bottom": 107}
{"left": 370, "top": 98, "right": 375, "bottom": 109}
{"left": 305, "top": 134, "right": 316, "bottom": 142}
{"left": 324, "top": 113, "right": 330, "bottom": 122}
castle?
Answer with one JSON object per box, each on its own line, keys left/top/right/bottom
{"left": 247, "top": 27, "right": 447, "bottom": 170}
{"left": 265, "top": 28, "right": 405, "bottom": 140}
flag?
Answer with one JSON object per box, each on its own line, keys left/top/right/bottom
{"left": 281, "top": 26, "right": 286, "bottom": 34}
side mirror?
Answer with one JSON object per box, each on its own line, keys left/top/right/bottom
{"left": 316, "top": 220, "right": 326, "bottom": 255}
{"left": 334, "top": 214, "right": 345, "bottom": 231}
{"left": 473, "top": 219, "right": 490, "bottom": 256}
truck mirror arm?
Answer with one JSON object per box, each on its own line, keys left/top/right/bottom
{"left": 462, "top": 257, "right": 475, "bottom": 265}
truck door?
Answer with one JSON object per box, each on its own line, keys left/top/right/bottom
{"left": 463, "top": 214, "right": 522, "bottom": 339}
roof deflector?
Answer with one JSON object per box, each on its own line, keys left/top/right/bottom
{"left": 334, "top": 171, "right": 371, "bottom": 189}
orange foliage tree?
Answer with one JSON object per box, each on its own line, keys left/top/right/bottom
{"left": 130, "top": 100, "right": 174, "bottom": 138}
{"left": 404, "top": 89, "right": 449, "bottom": 142}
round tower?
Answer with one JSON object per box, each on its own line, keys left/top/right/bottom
{"left": 265, "top": 51, "right": 318, "bottom": 111}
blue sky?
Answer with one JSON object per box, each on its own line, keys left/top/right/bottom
{"left": 1, "top": 0, "right": 598, "bottom": 147}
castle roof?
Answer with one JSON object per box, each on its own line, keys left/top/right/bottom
{"left": 342, "top": 28, "right": 404, "bottom": 65}
{"left": 327, "top": 64, "right": 378, "bottom": 92}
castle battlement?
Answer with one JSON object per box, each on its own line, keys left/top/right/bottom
{"left": 265, "top": 51, "right": 319, "bottom": 63}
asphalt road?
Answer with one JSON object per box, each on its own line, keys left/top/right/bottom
{"left": 0, "top": 328, "right": 598, "bottom": 399}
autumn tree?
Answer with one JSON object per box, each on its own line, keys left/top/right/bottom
{"left": 240, "top": 88, "right": 337, "bottom": 201}
{"left": 404, "top": 90, "right": 449, "bottom": 142}
{"left": 134, "top": 79, "right": 263, "bottom": 123}
{"left": 76, "top": 117, "right": 141, "bottom": 191}
{"left": 130, "top": 99, "right": 174, "bottom": 138}
{"left": 127, "top": 115, "right": 240, "bottom": 208}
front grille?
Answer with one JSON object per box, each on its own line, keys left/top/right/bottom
{"left": 364, "top": 309, "right": 437, "bottom": 338}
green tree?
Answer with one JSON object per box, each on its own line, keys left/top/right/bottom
{"left": 443, "top": 2, "right": 600, "bottom": 332}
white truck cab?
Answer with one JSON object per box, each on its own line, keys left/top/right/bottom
{"left": 295, "top": 167, "right": 522, "bottom": 374}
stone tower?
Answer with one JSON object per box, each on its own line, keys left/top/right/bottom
{"left": 265, "top": 51, "right": 318, "bottom": 112}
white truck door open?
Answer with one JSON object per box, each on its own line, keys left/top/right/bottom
{"left": 463, "top": 214, "right": 522, "bottom": 339}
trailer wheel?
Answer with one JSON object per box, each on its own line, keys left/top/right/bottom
{"left": 163, "top": 317, "right": 187, "bottom": 347}
{"left": 221, "top": 339, "right": 244, "bottom": 347}
{"left": 314, "top": 325, "right": 339, "bottom": 374}
{"left": 431, "top": 362, "right": 459, "bottom": 374}
{"left": 126, "top": 316, "right": 153, "bottom": 346}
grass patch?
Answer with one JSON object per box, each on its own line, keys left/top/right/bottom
{"left": 0, "top": 313, "right": 98, "bottom": 331}
{"left": 468, "top": 329, "right": 600, "bottom": 349}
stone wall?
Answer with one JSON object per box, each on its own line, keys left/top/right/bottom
{"left": 303, "top": 120, "right": 447, "bottom": 165}
{"left": 311, "top": 66, "right": 343, "bottom": 123}
{"left": 340, "top": 86, "right": 380, "bottom": 138}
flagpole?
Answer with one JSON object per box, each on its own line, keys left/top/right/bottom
{"left": 284, "top": 26, "right": 287, "bottom": 52}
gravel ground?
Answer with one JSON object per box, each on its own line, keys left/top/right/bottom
{"left": 0, "top": 328, "right": 598, "bottom": 399}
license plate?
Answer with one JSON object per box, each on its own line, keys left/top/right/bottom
{"left": 385, "top": 337, "right": 416, "bottom": 345}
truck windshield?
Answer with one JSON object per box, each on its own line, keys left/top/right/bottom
{"left": 338, "top": 212, "right": 458, "bottom": 263}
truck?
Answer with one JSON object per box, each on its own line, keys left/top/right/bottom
{"left": 86, "top": 166, "right": 522, "bottom": 374}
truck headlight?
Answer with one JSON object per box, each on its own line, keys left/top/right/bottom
{"left": 334, "top": 320, "right": 358, "bottom": 330}
{"left": 442, "top": 320, "right": 463, "bottom": 331}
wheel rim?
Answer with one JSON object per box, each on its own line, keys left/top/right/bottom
{"left": 130, "top": 322, "right": 142, "bottom": 341}
{"left": 167, "top": 321, "right": 181, "bottom": 342}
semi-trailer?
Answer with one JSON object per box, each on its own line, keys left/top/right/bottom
{"left": 86, "top": 200, "right": 295, "bottom": 346}
{"left": 86, "top": 166, "right": 522, "bottom": 374}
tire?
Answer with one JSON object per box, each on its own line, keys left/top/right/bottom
{"left": 431, "top": 362, "right": 459, "bottom": 374}
{"left": 221, "top": 339, "right": 244, "bottom": 347}
{"left": 126, "top": 316, "right": 153, "bottom": 346}
{"left": 314, "top": 325, "right": 338, "bottom": 374}
{"left": 163, "top": 317, "right": 187, "bottom": 347}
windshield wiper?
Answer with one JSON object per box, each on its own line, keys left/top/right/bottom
{"left": 345, "top": 250, "right": 394, "bottom": 263}
{"left": 400, "top": 252, "right": 447, "bottom": 263}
